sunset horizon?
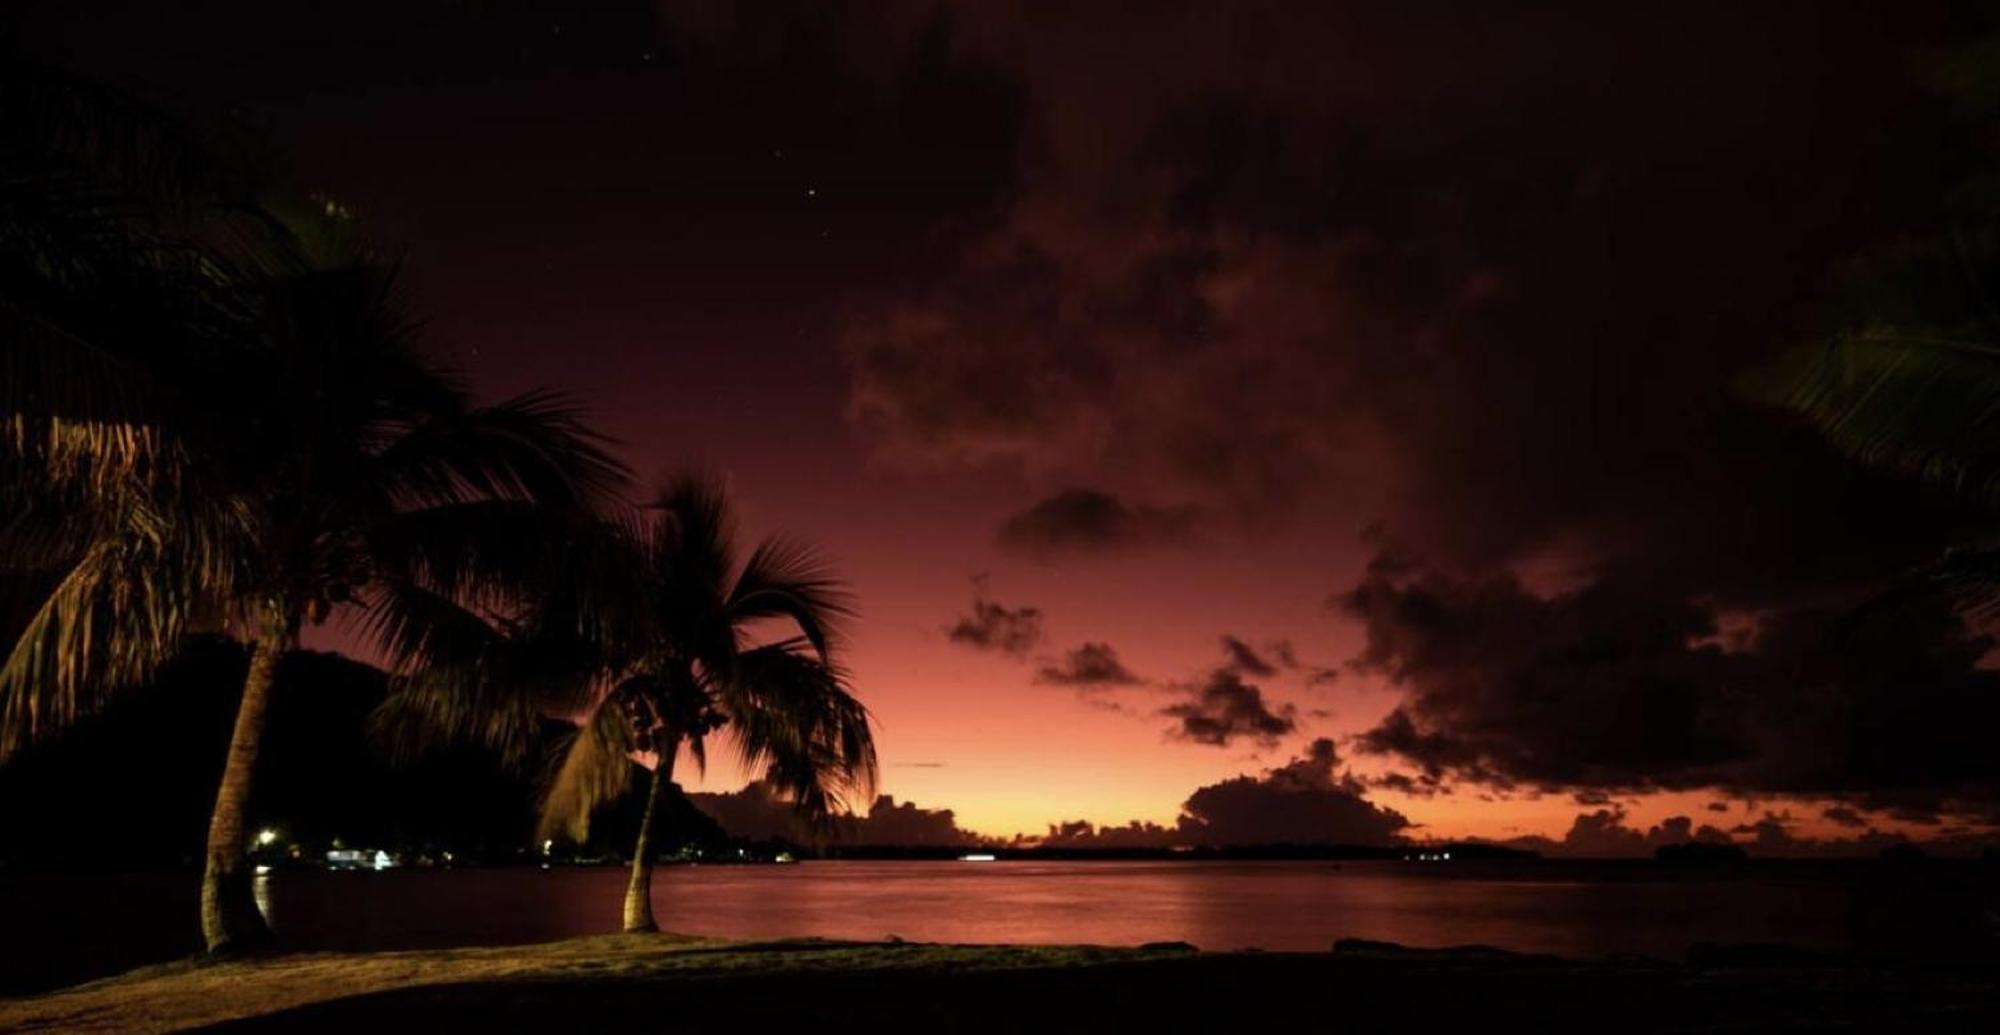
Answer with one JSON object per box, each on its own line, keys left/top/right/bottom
{"left": 5, "top": 2, "right": 1999, "bottom": 1030}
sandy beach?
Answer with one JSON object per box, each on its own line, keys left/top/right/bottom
{"left": 3, "top": 934, "right": 1995, "bottom": 1034}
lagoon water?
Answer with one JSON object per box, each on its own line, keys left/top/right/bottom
{"left": 4, "top": 859, "right": 1991, "bottom": 994}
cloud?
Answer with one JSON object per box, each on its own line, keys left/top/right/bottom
{"left": 668, "top": 6, "right": 1995, "bottom": 830}
{"left": 821, "top": 4, "right": 1975, "bottom": 578}
{"left": 1503, "top": 808, "right": 1735, "bottom": 858}
{"left": 1177, "top": 738, "right": 1410, "bottom": 846}
{"left": 944, "top": 581, "right": 1044, "bottom": 655}
{"left": 997, "top": 489, "right": 1201, "bottom": 555}
{"left": 1369, "top": 770, "right": 1450, "bottom": 799}
{"left": 1722, "top": 811, "right": 1930, "bottom": 859}
{"left": 1035, "top": 642, "right": 1142, "bottom": 687}
{"left": 1033, "top": 819, "right": 1177, "bottom": 849}
{"left": 1822, "top": 806, "right": 1867, "bottom": 828}
{"left": 1034, "top": 738, "right": 1409, "bottom": 848}
{"left": 1161, "top": 669, "right": 1297, "bottom": 747}
{"left": 689, "top": 782, "right": 982, "bottom": 846}
{"left": 853, "top": 795, "right": 980, "bottom": 846}
{"left": 685, "top": 782, "right": 804, "bottom": 842}
{"left": 1343, "top": 563, "right": 2000, "bottom": 820}
{"left": 1218, "top": 635, "right": 1279, "bottom": 677}
{"left": 696, "top": 741, "right": 1407, "bottom": 850}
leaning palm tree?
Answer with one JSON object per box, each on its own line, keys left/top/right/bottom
{"left": 378, "top": 474, "right": 877, "bottom": 932}
{"left": 0, "top": 199, "right": 627, "bottom": 952}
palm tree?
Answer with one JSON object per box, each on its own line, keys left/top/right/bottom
{"left": 379, "top": 474, "right": 878, "bottom": 932}
{"left": 1760, "top": 35, "right": 2000, "bottom": 605}
{"left": 0, "top": 194, "right": 628, "bottom": 952}
{"left": 1758, "top": 216, "right": 2000, "bottom": 606}
{"left": 2, "top": 52, "right": 256, "bottom": 518}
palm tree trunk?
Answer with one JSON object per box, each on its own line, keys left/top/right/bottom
{"left": 621, "top": 738, "right": 678, "bottom": 933}
{"left": 200, "top": 618, "right": 291, "bottom": 953}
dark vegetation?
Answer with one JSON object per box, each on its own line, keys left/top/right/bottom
{"left": 0, "top": 637, "right": 742, "bottom": 870}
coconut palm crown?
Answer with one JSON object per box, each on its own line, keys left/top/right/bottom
{"left": 378, "top": 473, "right": 878, "bottom": 932}
{"left": 1, "top": 186, "right": 629, "bottom": 951}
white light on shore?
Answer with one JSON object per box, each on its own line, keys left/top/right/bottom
{"left": 958, "top": 853, "right": 997, "bottom": 862}
{"left": 255, "top": 828, "right": 280, "bottom": 847}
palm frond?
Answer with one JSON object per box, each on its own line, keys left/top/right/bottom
{"left": 0, "top": 533, "right": 196, "bottom": 759}
{"left": 721, "top": 639, "right": 878, "bottom": 828}
{"left": 371, "top": 628, "right": 599, "bottom": 769}
{"left": 367, "top": 500, "right": 581, "bottom": 605}
{"left": 727, "top": 536, "right": 853, "bottom": 659}
{"left": 537, "top": 698, "right": 637, "bottom": 844}
{"left": 375, "top": 389, "right": 629, "bottom": 512}
{"left": 0, "top": 52, "right": 256, "bottom": 211}
{"left": 649, "top": 471, "right": 738, "bottom": 601}
{"left": 0, "top": 299, "right": 161, "bottom": 438}
{"left": 1765, "top": 332, "right": 2000, "bottom": 507}
{"left": 351, "top": 577, "right": 505, "bottom": 676}
{"left": 1925, "top": 544, "right": 2000, "bottom": 619}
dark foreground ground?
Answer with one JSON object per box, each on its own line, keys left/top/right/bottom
{"left": 2, "top": 934, "right": 1996, "bottom": 1034}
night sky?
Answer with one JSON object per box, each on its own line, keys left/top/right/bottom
{"left": 22, "top": 1, "right": 2000, "bottom": 852}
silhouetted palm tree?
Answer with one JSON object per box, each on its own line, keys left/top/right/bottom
{"left": 1, "top": 167, "right": 627, "bottom": 951}
{"left": 1762, "top": 37, "right": 2000, "bottom": 606}
{"left": 1762, "top": 218, "right": 2000, "bottom": 607}
{"left": 379, "top": 474, "right": 877, "bottom": 932}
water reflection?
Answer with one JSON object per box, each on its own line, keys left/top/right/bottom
{"left": 2, "top": 859, "right": 1987, "bottom": 995}
{"left": 253, "top": 871, "right": 273, "bottom": 927}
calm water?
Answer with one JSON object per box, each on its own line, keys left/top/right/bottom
{"left": 3, "top": 859, "right": 1992, "bottom": 994}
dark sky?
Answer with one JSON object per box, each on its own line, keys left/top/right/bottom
{"left": 22, "top": 1, "right": 2000, "bottom": 851}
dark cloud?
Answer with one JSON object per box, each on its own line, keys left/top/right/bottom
{"left": 698, "top": 741, "right": 1407, "bottom": 850}
{"left": 1822, "top": 806, "right": 1868, "bottom": 829}
{"left": 686, "top": 781, "right": 807, "bottom": 842}
{"left": 810, "top": 8, "right": 1997, "bottom": 831}
{"left": 1036, "top": 738, "right": 1409, "bottom": 847}
{"left": 673, "top": 6, "right": 1988, "bottom": 832}
{"left": 1369, "top": 770, "right": 1449, "bottom": 799}
{"left": 1503, "top": 809, "right": 1735, "bottom": 858}
{"left": 1221, "top": 635, "right": 1342, "bottom": 687}
{"left": 1706, "top": 801, "right": 1732, "bottom": 813}
{"left": 1497, "top": 806, "right": 1998, "bottom": 859}
{"left": 1345, "top": 564, "right": 2000, "bottom": 821}
{"left": 1032, "top": 819, "right": 1176, "bottom": 849}
{"left": 1724, "top": 811, "right": 1930, "bottom": 859}
{"left": 1178, "top": 738, "right": 1410, "bottom": 846}
{"left": 830, "top": 4, "right": 1971, "bottom": 573}
{"left": 997, "top": 489, "right": 1200, "bottom": 555}
{"left": 1035, "top": 642, "right": 1142, "bottom": 687}
{"left": 1888, "top": 806, "right": 1945, "bottom": 827}
{"left": 1161, "top": 670, "right": 1297, "bottom": 747}
{"left": 689, "top": 782, "right": 981, "bottom": 847}
{"left": 854, "top": 795, "right": 981, "bottom": 846}
{"left": 944, "top": 582, "right": 1044, "bottom": 655}
{"left": 1218, "top": 635, "right": 1279, "bottom": 677}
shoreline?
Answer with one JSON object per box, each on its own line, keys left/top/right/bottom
{"left": 3, "top": 933, "right": 1995, "bottom": 1034}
